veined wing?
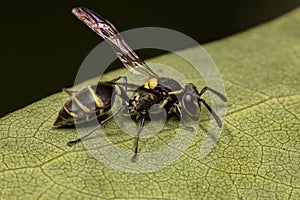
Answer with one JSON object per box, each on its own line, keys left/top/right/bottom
{"left": 72, "top": 7, "right": 158, "bottom": 79}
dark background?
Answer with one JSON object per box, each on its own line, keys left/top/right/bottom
{"left": 1, "top": 1, "right": 300, "bottom": 117}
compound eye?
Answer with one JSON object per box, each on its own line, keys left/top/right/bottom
{"left": 185, "top": 93, "right": 193, "bottom": 102}
{"left": 183, "top": 93, "right": 199, "bottom": 117}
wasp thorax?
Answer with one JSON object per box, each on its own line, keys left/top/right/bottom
{"left": 128, "top": 93, "right": 157, "bottom": 114}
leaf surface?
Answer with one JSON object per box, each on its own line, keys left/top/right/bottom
{"left": 1, "top": 7, "right": 300, "bottom": 199}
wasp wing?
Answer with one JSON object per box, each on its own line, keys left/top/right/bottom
{"left": 72, "top": 7, "right": 158, "bottom": 79}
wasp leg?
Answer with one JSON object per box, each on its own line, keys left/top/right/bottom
{"left": 174, "top": 104, "right": 194, "bottom": 132}
{"left": 62, "top": 88, "right": 78, "bottom": 96}
{"left": 118, "top": 76, "right": 128, "bottom": 107}
{"left": 67, "top": 106, "right": 125, "bottom": 146}
{"left": 198, "top": 98, "right": 222, "bottom": 128}
{"left": 107, "top": 76, "right": 127, "bottom": 83}
{"left": 199, "top": 86, "right": 227, "bottom": 102}
{"left": 131, "top": 116, "right": 146, "bottom": 162}
{"left": 111, "top": 76, "right": 130, "bottom": 113}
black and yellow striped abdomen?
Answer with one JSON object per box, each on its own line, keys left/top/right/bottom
{"left": 54, "top": 82, "right": 118, "bottom": 126}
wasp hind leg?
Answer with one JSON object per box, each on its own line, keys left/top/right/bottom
{"left": 67, "top": 106, "right": 125, "bottom": 146}
{"left": 62, "top": 88, "right": 78, "bottom": 96}
{"left": 112, "top": 76, "right": 130, "bottom": 113}
{"left": 131, "top": 116, "right": 146, "bottom": 162}
{"left": 118, "top": 76, "right": 128, "bottom": 107}
{"left": 108, "top": 76, "right": 127, "bottom": 83}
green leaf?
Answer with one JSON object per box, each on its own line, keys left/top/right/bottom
{"left": 1, "top": 8, "right": 300, "bottom": 199}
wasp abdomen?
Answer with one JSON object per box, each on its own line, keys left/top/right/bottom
{"left": 54, "top": 83, "right": 115, "bottom": 126}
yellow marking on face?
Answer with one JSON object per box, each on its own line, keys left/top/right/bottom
{"left": 63, "top": 106, "right": 78, "bottom": 118}
{"left": 88, "top": 86, "right": 104, "bottom": 108}
{"left": 74, "top": 97, "right": 91, "bottom": 113}
{"left": 144, "top": 78, "right": 158, "bottom": 89}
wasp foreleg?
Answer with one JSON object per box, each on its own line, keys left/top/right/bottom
{"left": 198, "top": 98, "right": 222, "bottom": 128}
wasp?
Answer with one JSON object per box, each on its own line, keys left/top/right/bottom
{"left": 54, "top": 7, "right": 227, "bottom": 160}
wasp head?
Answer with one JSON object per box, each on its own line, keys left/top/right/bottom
{"left": 181, "top": 83, "right": 200, "bottom": 118}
